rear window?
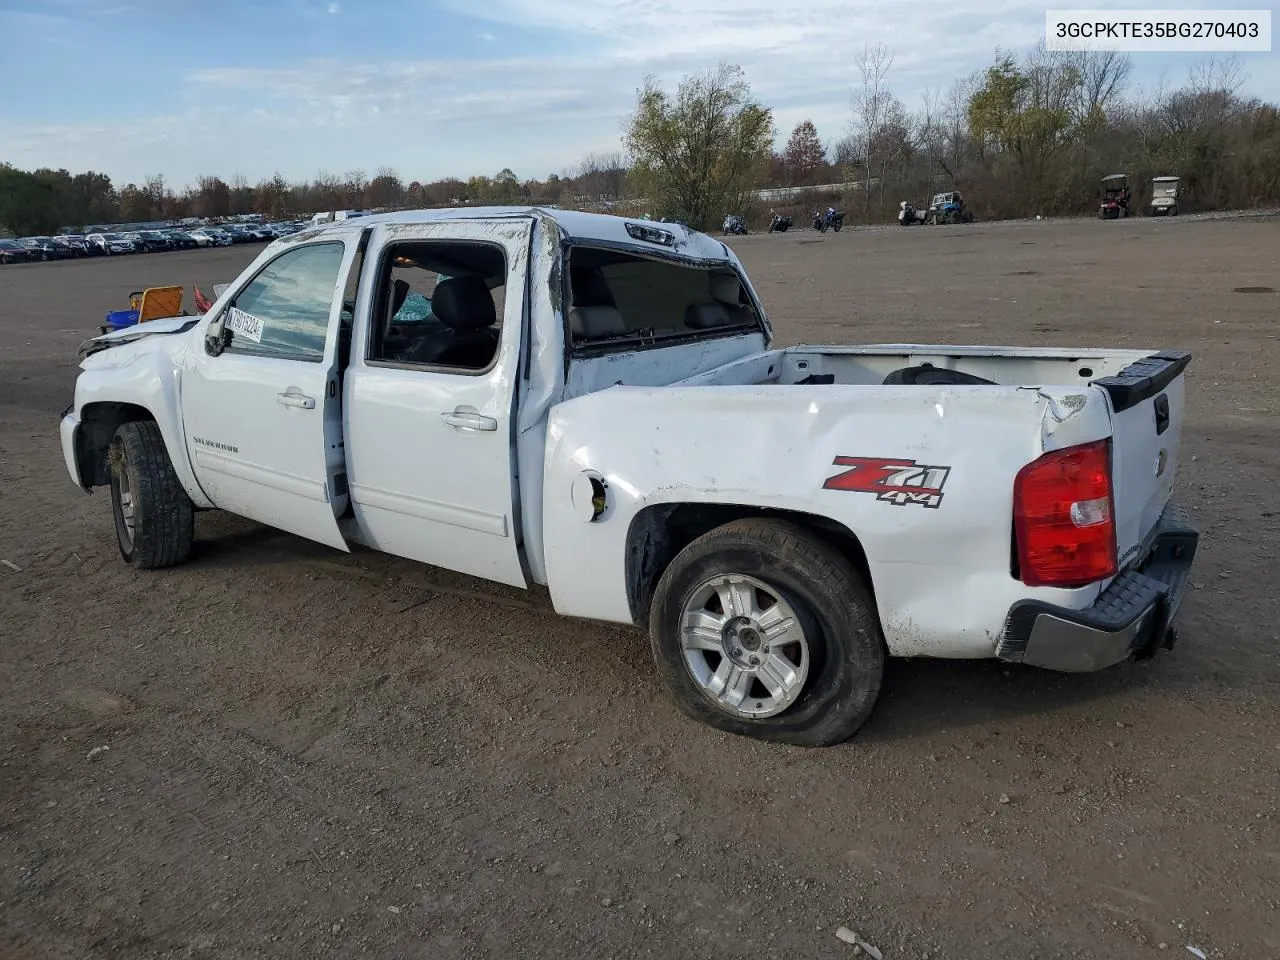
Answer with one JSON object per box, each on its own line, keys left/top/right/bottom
{"left": 565, "top": 247, "right": 761, "bottom": 348}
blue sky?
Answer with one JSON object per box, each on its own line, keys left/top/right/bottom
{"left": 0, "top": 0, "right": 1275, "bottom": 189}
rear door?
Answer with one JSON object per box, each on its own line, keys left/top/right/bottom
{"left": 342, "top": 218, "right": 533, "bottom": 587}
{"left": 1098, "top": 352, "right": 1190, "bottom": 566}
{"left": 180, "top": 231, "right": 365, "bottom": 550}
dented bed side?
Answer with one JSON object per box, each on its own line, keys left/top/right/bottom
{"left": 539, "top": 380, "right": 1120, "bottom": 660}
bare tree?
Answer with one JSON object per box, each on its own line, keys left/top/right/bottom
{"left": 1070, "top": 50, "right": 1133, "bottom": 124}
{"left": 850, "top": 42, "right": 895, "bottom": 211}
{"left": 344, "top": 169, "right": 369, "bottom": 207}
{"left": 576, "top": 151, "right": 628, "bottom": 200}
{"left": 1188, "top": 56, "right": 1247, "bottom": 97}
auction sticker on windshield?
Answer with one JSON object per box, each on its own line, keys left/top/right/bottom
{"left": 226, "top": 307, "right": 264, "bottom": 344}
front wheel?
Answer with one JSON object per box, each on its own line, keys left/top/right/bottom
{"left": 832, "top": 222, "right": 842, "bottom": 232}
{"left": 108, "top": 420, "right": 195, "bottom": 569}
{"left": 648, "top": 519, "right": 885, "bottom": 746}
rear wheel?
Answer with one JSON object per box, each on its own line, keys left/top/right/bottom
{"left": 649, "top": 519, "right": 885, "bottom": 746}
{"left": 108, "top": 420, "right": 195, "bottom": 569}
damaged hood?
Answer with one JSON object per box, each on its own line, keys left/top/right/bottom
{"left": 78, "top": 314, "right": 201, "bottom": 361}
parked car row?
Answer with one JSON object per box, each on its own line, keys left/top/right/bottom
{"left": 0, "top": 220, "right": 310, "bottom": 263}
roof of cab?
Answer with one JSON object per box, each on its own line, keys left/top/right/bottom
{"left": 292, "top": 205, "right": 734, "bottom": 262}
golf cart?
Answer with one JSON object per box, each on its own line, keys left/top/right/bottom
{"left": 1099, "top": 174, "right": 1131, "bottom": 219}
{"left": 1149, "top": 176, "right": 1180, "bottom": 217}
{"left": 927, "top": 191, "right": 973, "bottom": 224}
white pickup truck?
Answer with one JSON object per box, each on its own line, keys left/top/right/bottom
{"left": 60, "top": 207, "right": 1199, "bottom": 746}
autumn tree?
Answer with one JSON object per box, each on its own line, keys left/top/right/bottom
{"left": 254, "top": 173, "right": 291, "bottom": 218}
{"left": 118, "top": 183, "right": 154, "bottom": 221}
{"left": 624, "top": 63, "right": 775, "bottom": 228}
{"left": 367, "top": 166, "right": 404, "bottom": 208}
{"left": 229, "top": 174, "right": 254, "bottom": 214}
{"left": 967, "top": 46, "right": 1088, "bottom": 211}
{"left": 493, "top": 168, "right": 521, "bottom": 203}
{"left": 194, "top": 176, "right": 231, "bottom": 218}
{"left": 783, "top": 120, "right": 825, "bottom": 185}
{"left": 0, "top": 163, "right": 60, "bottom": 234}
{"left": 141, "top": 174, "right": 167, "bottom": 217}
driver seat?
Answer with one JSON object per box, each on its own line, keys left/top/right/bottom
{"left": 429, "top": 275, "right": 499, "bottom": 368}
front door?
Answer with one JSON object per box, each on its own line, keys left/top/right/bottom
{"left": 342, "top": 218, "right": 533, "bottom": 586}
{"left": 181, "top": 234, "right": 365, "bottom": 550}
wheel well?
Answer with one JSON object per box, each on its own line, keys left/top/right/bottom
{"left": 625, "top": 503, "right": 876, "bottom": 626}
{"left": 77, "top": 402, "right": 155, "bottom": 486}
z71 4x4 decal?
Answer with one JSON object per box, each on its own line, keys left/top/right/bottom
{"left": 823, "top": 456, "right": 952, "bottom": 509}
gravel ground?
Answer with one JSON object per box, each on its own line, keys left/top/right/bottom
{"left": 1, "top": 213, "right": 1278, "bottom": 960}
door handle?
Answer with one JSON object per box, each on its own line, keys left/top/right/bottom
{"left": 440, "top": 411, "right": 497, "bottom": 431}
{"left": 276, "top": 392, "right": 316, "bottom": 410}
{"left": 1153, "top": 393, "right": 1170, "bottom": 435}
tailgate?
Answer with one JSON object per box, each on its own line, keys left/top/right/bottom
{"left": 1095, "top": 351, "right": 1191, "bottom": 566}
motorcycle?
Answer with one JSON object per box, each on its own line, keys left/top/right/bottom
{"left": 722, "top": 214, "right": 748, "bottom": 236}
{"left": 767, "top": 212, "right": 793, "bottom": 233}
{"left": 811, "top": 207, "right": 844, "bottom": 233}
{"left": 898, "top": 201, "right": 928, "bottom": 226}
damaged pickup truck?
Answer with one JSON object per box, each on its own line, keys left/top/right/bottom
{"left": 60, "top": 208, "right": 1198, "bottom": 746}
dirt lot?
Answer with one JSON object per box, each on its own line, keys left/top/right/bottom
{"left": 1, "top": 215, "right": 1278, "bottom": 960}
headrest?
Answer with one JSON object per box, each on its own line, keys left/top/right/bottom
{"left": 570, "top": 266, "right": 616, "bottom": 309}
{"left": 709, "top": 272, "right": 742, "bottom": 306}
{"left": 570, "top": 305, "right": 626, "bottom": 339}
{"left": 684, "top": 302, "right": 732, "bottom": 329}
{"left": 432, "top": 275, "right": 496, "bottom": 331}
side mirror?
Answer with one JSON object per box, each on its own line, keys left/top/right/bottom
{"left": 204, "top": 312, "right": 229, "bottom": 356}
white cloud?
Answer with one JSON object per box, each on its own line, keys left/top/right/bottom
{"left": 3, "top": 0, "right": 1277, "bottom": 187}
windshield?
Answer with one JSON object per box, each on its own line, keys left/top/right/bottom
{"left": 1153, "top": 183, "right": 1178, "bottom": 198}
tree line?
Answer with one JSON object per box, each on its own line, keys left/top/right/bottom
{"left": 2, "top": 43, "right": 1276, "bottom": 236}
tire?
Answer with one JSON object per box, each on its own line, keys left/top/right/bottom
{"left": 833, "top": 222, "right": 842, "bottom": 232}
{"left": 1169, "top": 205, "right": 1178, "bottom": 217}
{"left": 108, "top": 420, "right": 195, "bottom": 569}
{"left": 648, "top": 518, "right": 885, "bottom": 747}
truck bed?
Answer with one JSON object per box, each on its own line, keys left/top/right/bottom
{"left": 673, "top": 343, "right": 1161, "bottom": 389}
{"left": 664, "top": 341, "right": 1191, "bottom": 589}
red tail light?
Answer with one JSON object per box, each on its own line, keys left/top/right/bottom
{"left": 1013, "top": 439, "right": 1116, "bottom": 588}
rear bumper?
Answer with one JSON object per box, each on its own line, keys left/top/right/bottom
{"left": 997, "top": 502, "right": 1198, "bottom": 672}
